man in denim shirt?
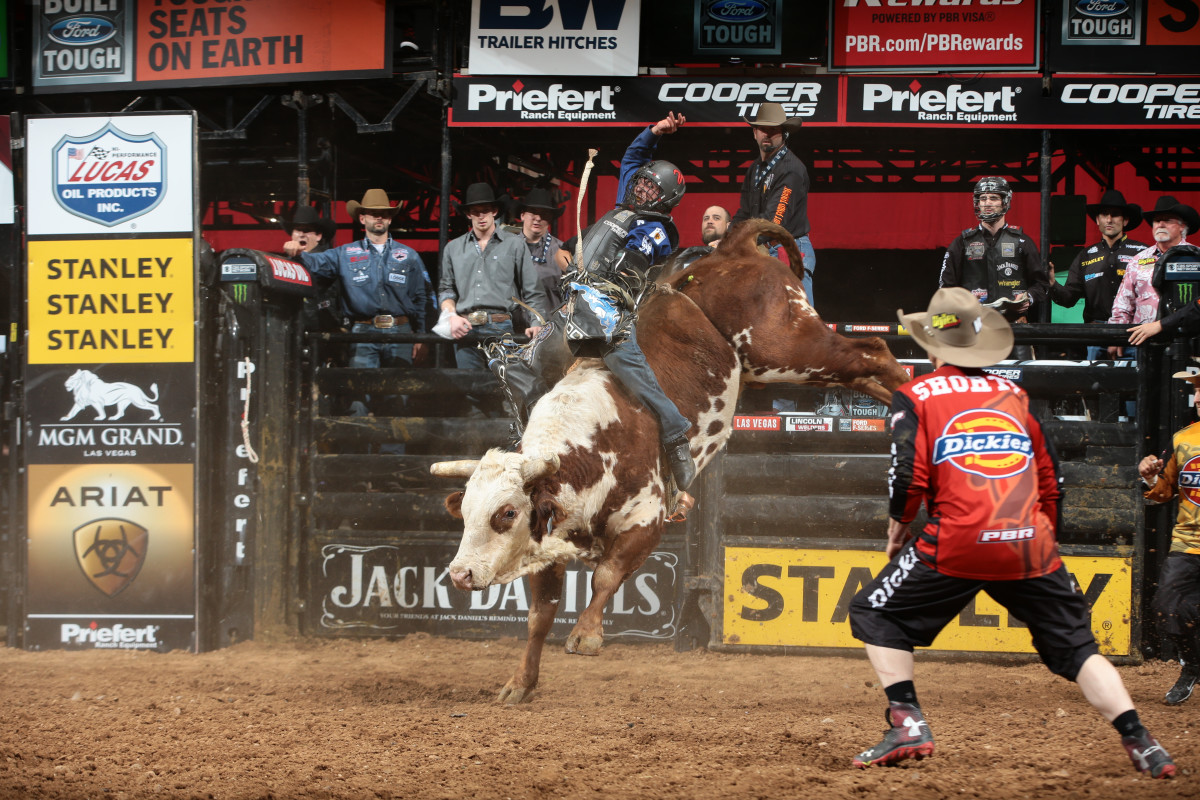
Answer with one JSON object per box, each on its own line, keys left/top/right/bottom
{"left": 284, "top": 188, "right": 428, "bottom": 369}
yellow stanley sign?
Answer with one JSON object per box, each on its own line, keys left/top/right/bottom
{"left": 27, "top": 238, "right": 195, "bottom": 364}
{"left": 723, "top": 547, "right": 1131, "bottom": 655}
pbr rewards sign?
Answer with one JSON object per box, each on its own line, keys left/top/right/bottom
{"left": 23, "top": 113, "right": 198, "bottom": 652}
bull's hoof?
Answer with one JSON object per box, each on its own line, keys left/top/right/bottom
{"left": 496, "top": 680, "right": 535, "bottom": 704}
{"left": 565, "top": 632, "right": 603, "bottom": 656}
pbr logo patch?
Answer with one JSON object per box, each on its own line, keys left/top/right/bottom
{"left": 932, "top": 409, "right": 1033, "bottom": 479}
{"left": 1178, "top": 455, "right": 1200, "bottom": 507}
{"left": 74, "top": 517, "right": 149, "bottom": 597}
{"left": 53, "top": 121, "right": 165, "bottom": 227}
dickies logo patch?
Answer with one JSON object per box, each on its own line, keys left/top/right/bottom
{"left": 932, "top": 409, "right": 1033, "bottom": 479}
{"left": 1178, "top": 455, "right": 1200, "bottom": 507}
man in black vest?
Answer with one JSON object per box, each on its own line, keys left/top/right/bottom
{"left": 1048, "top": 189, "right": 1147, "bottom": 360}
{"left": 940, "top": 177, "right": 1049, "bottom": 325}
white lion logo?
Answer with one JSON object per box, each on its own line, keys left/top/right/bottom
{"left": 61, "top": 369, "right": 161, "bottom": 421}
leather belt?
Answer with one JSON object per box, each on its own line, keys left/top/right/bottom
{"left": 353, "top": 314, "right": 408, "bottom": 329}
{"left": 463, "top": 310, "right": 511, "bottom": 325}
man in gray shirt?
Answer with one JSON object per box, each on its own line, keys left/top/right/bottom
{"left": 438, "top": 182, "right": 548, "bottom": 414}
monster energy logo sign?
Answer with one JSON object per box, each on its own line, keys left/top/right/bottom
{"left": 1180, "top": 283, "right": 1194, "bottom": 306}
{"left": 231, "top": 284, "right": 248, "bottom": 303}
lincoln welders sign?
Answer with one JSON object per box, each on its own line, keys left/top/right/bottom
{"left": 694, "top": 0, "right": 781, "bottom": 56}
{"left": 23, "top": 111, "right": 199, "bottom": 653}
{"left": 33, "top": 0, "right": 391, "bottom": 93}
{"left": 829, "top": 0, "right": 1041, "bottom": 72}
{"left": 451, "top": 75, "right": 839, "bottom": 126}
{"left": 468, "top": 0, "right": 642, "bottom": 76}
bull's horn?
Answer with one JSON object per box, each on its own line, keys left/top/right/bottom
{"left": 430, "top": 460, "right": 481, "bottom": 478}
{"left": 520, "top": 453, "right": 560, "bottom": 481}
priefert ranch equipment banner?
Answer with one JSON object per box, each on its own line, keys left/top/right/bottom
{"left": 23, "top": 113, "right": 199, "bottom": 652}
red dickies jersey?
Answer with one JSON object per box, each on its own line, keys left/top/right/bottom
{"left": 888, "top": 364, "right": 1063, "bottom": 580}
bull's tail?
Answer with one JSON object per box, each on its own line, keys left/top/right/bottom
{"left": 717, "top": 218, "right": 806, "bottom": 281}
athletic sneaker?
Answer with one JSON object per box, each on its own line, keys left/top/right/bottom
{"left": 853, "top": 702, "right": 935, "bottom": 768}
{"left": 1122, "top": 731, "right": 1176, "bottom": 779}
{"left": 1165, "top": 667, "right": 1199, "bottom": 706}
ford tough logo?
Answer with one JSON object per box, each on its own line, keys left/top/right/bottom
{"left": 707, "top": 0, "right": 769, "bottom": 23}
{"left": 1074, "top": 0, "right": 1128, "bottom": 17}
{"left": 48, "top": 16, "right": 116, "bottom": 46}
{"left": 52, "top": 122, "right": 166, "bottom": 227}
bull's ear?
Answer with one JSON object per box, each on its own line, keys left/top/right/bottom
{"left": 529, "top": 493, "right": 566, "bottom": 543}
{"left": 444, "top": 491, "right": 465, "bottom": 519}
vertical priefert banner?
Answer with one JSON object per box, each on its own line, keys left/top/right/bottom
{"left": 23, "top": 113, "right": 198, "bottom": 652}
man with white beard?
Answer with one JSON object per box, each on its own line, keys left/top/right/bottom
{"left": 1116, "top": 196, "right": 1199, "bottom": 347}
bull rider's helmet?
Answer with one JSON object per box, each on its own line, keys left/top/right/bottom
{"left": 623, "top": 160, "right": 686, "bottom": 214}
{"left": 973, "top": 176, "right": 1012, "bottom": 222}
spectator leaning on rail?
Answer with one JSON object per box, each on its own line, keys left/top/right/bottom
{"left": 846, "top": 286, "right": 1176, "bottom": 778}
{"left": 939, "top": 177, "right": 1049, "bottom": 344}
{"left": 1122, "top": 197, "right": 1200, "bottom": 347}
{"left": 731, "top": 103, "right": 815, "bottom": 304}
{"left": 283, "top": 189, "right": 427, "bottom": 369}
{"left": 438, "top": 182, "right": 548, "bottom": 416}
{"left": 1048, "top": 190, "right": 1147, "bottom": 360}
{"left": 1138, "top": 365, "right": 1200, "bottom": 707}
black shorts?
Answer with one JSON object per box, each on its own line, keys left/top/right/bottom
{"left": 848, "top": 543, "right": 1099, "bottom": 681}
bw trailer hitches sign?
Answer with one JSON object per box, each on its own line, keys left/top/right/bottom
{"left": 26, "top": 114, "right": 194, "bottom": 237}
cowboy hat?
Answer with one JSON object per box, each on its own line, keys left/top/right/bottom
{"left": 458, "top": 182, "right": 509, "bottom": 213}
{"left": 1085, "top": 189, "right": 1142, "bottom": 231}
{"left": 517, "top": 187, "right": 563, "bottom": 218}
{"left": 1143, "top": 195, "right": 1200, "bottom": 233}
{"left": 741, "top": 102, "right": 803, "bottom": 132}
{"left": 897, "top": 287, "right": 1013, "bottom": 368}
{"left": 286, "top": 204, "right": 335, "bottom": 239}
{"left": 346, "top": 188, "right": 400, "bottom": 219}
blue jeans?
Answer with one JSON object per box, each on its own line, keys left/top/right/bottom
{"left": 602, "top": 326, "right": 691, "bottom": 443}
{"left": 455, "top": 320, "right": 514, "bottom": 416}
{"left": 348, "top": 322, "right": 414, "bottom": 369}
{"left": 769, "top": 235, "right": 816, "bottom": 306}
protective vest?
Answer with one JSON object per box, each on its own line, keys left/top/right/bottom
{"left": 960, "top": 226, "right": 1028, "bottom": 304}
{"left": 1152, "top": 244, "right": 1200, "bottom": 332}
{"left": 577, "top": 207, "right": 677, "bottom": 282}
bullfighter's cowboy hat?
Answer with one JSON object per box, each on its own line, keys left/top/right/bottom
{"left": 1143, "top": 195, "right": 1200, "bottom": 233}
{"left": 457, "top": 182, "right": 509, "bottom": 213}
{"left": 346, "top": 188, "right": 401, "bottom": 219}
{"left": 897, "top": 286, "right": 1013, "bottom": 368}
{"left": 286, "top": 205, "right": 335, "bottom": 240}
{"left": 1086, "top": 189, "right": 1142, "bottom": 231}
{"left": 1173, "top": 358, "right": 1200, "bottom": 384}
{"left": 517, "top": 187, "right": 563, "bottom": 219}
{"left": 741, "top": 102, "right": 803, "bottom": 132}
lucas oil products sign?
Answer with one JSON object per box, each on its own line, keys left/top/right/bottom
{"left": 26, "top": 114, "right": 194, "bottom": 237}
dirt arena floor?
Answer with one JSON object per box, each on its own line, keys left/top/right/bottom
{"left": 1, "top": 636, "right": 1197, "bottom": 799}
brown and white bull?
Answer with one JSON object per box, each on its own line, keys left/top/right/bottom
{"left": 433, "top": 219, "right": 909, "bottom": 703}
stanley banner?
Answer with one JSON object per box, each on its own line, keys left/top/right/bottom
{"left": 724, "top": 547, "right": 1132, "bottom": 656}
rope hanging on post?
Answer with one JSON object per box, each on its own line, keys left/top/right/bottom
{"left": 241, "top": 356, "right": 260, "bottom": 464}
{"left": 574, "top": 148, "right": 599, "bottom": 266}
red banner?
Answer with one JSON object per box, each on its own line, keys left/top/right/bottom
{"left": 829, "top": 0, "right": 1040, "bottom": 72}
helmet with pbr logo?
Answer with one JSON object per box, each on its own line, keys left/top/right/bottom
{"left": 973, "top": 176, "right": 1012, "bottom": 222}
{"left": 623, "top": 160, "right": 686, "bottom": 214}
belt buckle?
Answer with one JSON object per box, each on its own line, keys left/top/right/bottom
{"left": 374, "top": 314, "right": 394, "bottom": 329}
{"left": 466, "top": 310, "right": 488, "bottom": 325}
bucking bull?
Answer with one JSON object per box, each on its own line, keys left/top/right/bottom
{"left": 431, "top": 219, "right": 909, "bottom": 703}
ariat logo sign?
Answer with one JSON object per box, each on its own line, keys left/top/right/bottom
{"left": 933, "top": 409, "right": 1033, "bottom": 479}
{"left": 74, "top": 517, "right": 149, "bottom": 597}
{"left": 53, "top": 121, "right": 165, "bottom": 226}
{"left": 60, "top": 622, "right": 160, "bottom": 648}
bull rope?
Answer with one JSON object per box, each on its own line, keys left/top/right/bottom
{"left": 241, "top": 356, "right": 260, "bottom": 464}
{"left": 574, "top": 148, "right": 599, "bottom": 266}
